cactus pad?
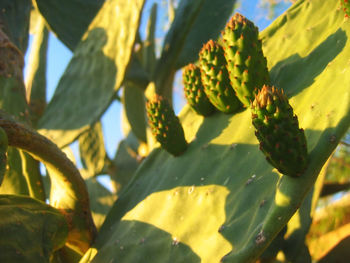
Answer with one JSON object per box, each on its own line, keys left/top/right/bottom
{"left": 146, "top": 95, "right": 187, "bottom": 156}
{"left": 37, "top": 0, "right": 145, "bottom": 148}
{"left": 183, "top": 63, "right": 215, "bottom": 116}
{"left": 222, "top": 13, "right": 270, "bottom": 107}
{"left": 0, "top": 127, "right": 7, "bottom": 186}
{"left": 199, "top": 39, "right": 242, "bottom": 113}
{"left": 341, "top": 0, "right": 350, "bottom": 17}
{"left": 0, "top": 195, "right": 68, "bottom": 262}
{"left": 251, "top": 85, "right": 308, "bottom": 177}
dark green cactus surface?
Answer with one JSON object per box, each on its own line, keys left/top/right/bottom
{"left": 341, "top": 0, "right": 350, "bottom": 17}
{"left": 199, "top": 40, "right": 242, "bottom": 113}
{"left": 222, "top": 13, "right": 270, "bottom": 107}
{"left": 34, "top": 0, "right": 104, "bottom": 51}
{"left": 0, "top": 127, "right": 7, "bottom": 186}
{"left": 146, "top": 95, "right": 187, "bottom": 156}
{"left": 175, "top": 0, "right": 237, "bottom": 69}
{"left": 183, "top": 63, "right": 215, "bottom": 116}
{"left": 251, "top": 85, "right": 308, "bottom": 177}
{"left": 0, "top": 195, "right": 68, "bottom": 262}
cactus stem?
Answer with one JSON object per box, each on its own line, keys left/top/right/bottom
{"left": 0, "top": 111, "right": 96, "bottom": 253}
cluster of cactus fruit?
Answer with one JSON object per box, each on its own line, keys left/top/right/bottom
{"left": 147, "top": 13, "right": 308, "bottom": 177}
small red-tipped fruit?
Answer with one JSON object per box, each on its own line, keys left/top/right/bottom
{"left": 222, "top": 13, "right": 270, "bottom": 107}
{"left": 251, "top": 85, "right": 308, "bottom": 177}
{"left": 183, "top": 63, "right": 215, "bottom": 116}
{"left": 341, "top": 0, "right": 350, "bottom": 17}
{"left": 146, "top": 95, "right": 187, "bottom": 156}
{"left": 199, "top": 39, "right": 242, "bottom": 113}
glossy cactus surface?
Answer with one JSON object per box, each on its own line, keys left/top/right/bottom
{"left": 146, "top": 95, "right": 187, "bottom": 156}
{"left": 251, "top": 85, "right": 308, "bottom": 177}
{"left": 183, "top": 63, "right": 215, "bottom": 116}
{"left": 222, "top": 13, "right": 270, "bottom": 107}
{"left": 199, "top": 39, "right": 242, "bottom": 113}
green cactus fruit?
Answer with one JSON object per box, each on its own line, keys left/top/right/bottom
{"left": 183, "top": 63, "right": 216, "bottom": 116}
{"left": 341, "top": 0, "right": 350, "bottom": 17}
{"left": 199, "top": 39, "right": 242, "bottom": 113}
{"left": 222, "top": 13, "right": 270, "bottom": 107}
{"left": 146, "top": 95, "right": 187, "bottom": 156}
{"left": 251, "top": 85, "right": 308, "bottom": 177}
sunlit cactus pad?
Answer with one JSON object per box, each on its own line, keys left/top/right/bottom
{"left": 82, "top": 0, "right": 350, "bottom": 262}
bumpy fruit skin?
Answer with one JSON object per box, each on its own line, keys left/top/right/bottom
{"left": 146, "top": 95, "right": 187, "bottom": 156}
{"left": 199, "top": 39, "right": 242, "bottom": 113}
{"left": 341, "top": 0, "right": 350, "bottom": 17}
{"left": 222, "top": 13, "right": 270, "bottom": 107}
{"left": 183, "top": 64, "right": 215, "bottom": 116}
{"left": 251, "top": 85, "right": 308, "bottom": 177}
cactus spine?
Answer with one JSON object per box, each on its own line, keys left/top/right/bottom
{"left": 146, "top": 95, "right": 187, "bottom": 156}
{"left": 222, "top": 13, "right": 270, "bottom": 107}
{"left": 199, "top": 40, "right": 242, "bottom": 113}
{"left": 251, "top": 85, "right": 308, "bottom": 177}
{"left": 183, "top": 63, "right": 215, "bottom": 116}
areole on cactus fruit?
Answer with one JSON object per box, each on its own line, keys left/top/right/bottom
{"left": 222, "top": 13, "right": 270, "bottom": 107}
{"left": 183, "top": 63, "right": 215, "bottom": 116}
{"left": 146, "top": 95, "right": 187, "bottom": 156}
{"left": 341, "top": 0, "right": 350, "bottom": 17}
{"left": 251, "top": 85, "right": 308, "bottom": 177}
{"left": 199, "top": 39, "right": 242, "bottom": 114}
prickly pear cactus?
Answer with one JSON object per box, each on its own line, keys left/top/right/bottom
{"left": 146, "top": 95, "right": 187, "bottom": 156}
{"left": 341, "top": 0, "right": 350, "bottom": 17}
{"left": 251, "top": 85, "right": 307, "bottom": 177}
{"left": 222, "top": 13, "right": 270, "bottom": 107}
{"left": 183, "top": 63, "right": 215, "bottom": 116}
{"left": 199, "top": 39, "right": 242, "bottom": 113}
{"left": 82, "top": 0, "right": 350, "bottom": 262}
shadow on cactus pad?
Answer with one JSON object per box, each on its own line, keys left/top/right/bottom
{"left": 38, "top": 28, "right": 117, "bottom": 147}
{"left": 84, "top": 220, "right": 200, "bottom": 263}
{"left": 269, "top": 28, "right": 346, "bottom": 98}
{"left": 0, "top": 195, "right": 68, "bottom": 262}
